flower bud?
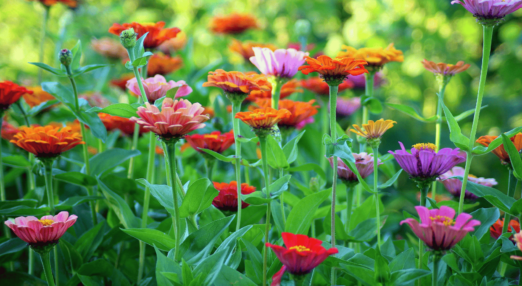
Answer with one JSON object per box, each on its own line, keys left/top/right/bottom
{"left": 309, "top": 177, "right": 320, "bottom": 193}
{"left": 294, "top": 20, "right": 311, "bottom": 37}
{"left": 120, "top": 28, "right": 137, "bottom": 49}
{"left": 59, "top": 49, "right": 72, "bottom": 67}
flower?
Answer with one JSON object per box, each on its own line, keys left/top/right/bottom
{"left": 229, "top": 39, "right": 277, "bottom": 61}
{"left": 158, "top": 31, "right": 188, "bottom": 54}
{"left": 421, "top": 60, "right": 470, "bottom": 76}
{"left": 235, "top": 107, "right": 291, "bottom": 135}
{"left": 252, "top": 99, "right": 318, "bottom": 129}
{"left": 350, "top": 119, "right": 396, "bottom": 140}
{"left": 0, "top": 81, "right": 33, "bottom": 111}
{"left": 126, "top": 75, "right": 192, "bottom": 104}
{"left": 300, "top": 77, "right": 354, "bottom": 96}
{"left": 266, "top": 232, "right": 338, "bottom": 280}
{"left": 11, "top": 125, "right": 84, "bottom": 158}
{"left": 250, "top": 48, "right": 308, "bottom": 79}
{"left": 202, "top": 106, "right": 215, "bottom": 118}
{"left": 29, "top": 0, "right": 77, "bottom": 8}
{"left": 288, "top": 43, "right": 315, "bottom": 51}
{"left": 1, "top": 120, "right": 19, "bottom": 141}
{"left": 476, "top": 133, "right": 522, "bottom": 165}
{"left": 389, "top": 142, "right": 466, "bottom": 188}
{"left": 185, "top": 131, "right": 235, "bottom": 154}
{"left": 210, "top": 13, "right": 258, "bottom": 34}
{"left": 212, "top": 181, "right": 256, "bottom": 211}
{"left": 147, "top": 54, "right": 183, "bottom": 77}
{"left": 336, "top": 97, "right": 361, "bottom": 117}
{"left": 491, "top": 218, "right": 520, "bottom": 240}
{"left": 5, "top": 211, "right": 77, "bottom": 251}
{"left": 246, "top": 80, "right": 302, "bottom": 102}
{"left": 328, "top": 153, "right": 381, "bottom": 186}
{"left": 23, "top": 87, "right": 55, "bottom": 108}
{"left": 416, "top": 192, "right": 452, "bottom": 203}
{"left": 202, "top": 70, "right": 270, "bottom": 101}
{"left": 91, "top": 38, "right": 128, "bottom": 59}
{"left": 338, "top": 44, "right": 403, "bottom": 70}
{"left": 99, "top": 113, "right": 149, "bottom": 137}
{"left": 109, "top": 22, "right": 180, "bottom": 49}
{"left": 451, "top": 0, "right": 522, "bottom": 22}
{"left": 110, "top": 74, "right": 134, "bottom": 91}
{"left": 130, "top": 98, "right": 209, "bottom": 141}
{"left": 350, "top": 72, "right": 385, "bottom": 90}
{"left": 299, "top": 55, "right": 368, "bottom": 85}
{"left": 79, "top": 92, "right": 111, "bottom": 108}
{"left": 511, "top": 232, "right": 522, "bottom": 260}
{"left": 401, "top": 206, "right": 480, "bottom": 251}
{"left": 438, "top": 166, "right": 497, "bottom": 200}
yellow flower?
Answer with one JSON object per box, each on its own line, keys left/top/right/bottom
{"left": 350, "top": 119, "right": 396, "bottom": 139}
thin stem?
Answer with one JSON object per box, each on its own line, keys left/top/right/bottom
{"left": 127, "top": 116, "right": 142, "bottom": 179}
{"left": 0, "top": 116, "right": 6, "bottom": 203}
{"left": 329, "top": 85, "right": 339, "bottom": 286}
{"left": 164, "top": 141, "right": 181, "bottom": 262}
{"left": 432, "top": 255, "right": 440, "bottom": 286}
{"left": 320, "top": 97, "right": 329, "bottom": 172}
{"left": 54, "top": 247, "right": 59, "bottom": 286}
{"left": 458, "top": 24, "right": 494, "bottom": 214}
{"left": 259, "top": 136, "right": 272, "bottom": 286}
{"left": 419, "top": 186, "right": 430, "bottom": 273}
{"left": 29, "top": 249, "right": 34, "bottom": 275}
{"left": 372, "top": 147, "right": 381, "bottom": 249}
{"left": 205, "top": 158, "right": 214, "bottom": 180}
{"left": 503, "top": 171, "right": 517, "bottom": 234}
{"left": 279, "top": 168, "right": 286, "bottom": 225}
{"left": 40, "top": 251, "right": 56, "bottom": 286}
{"left": 231, "top": 100, "right": 243, "bottom": 231}
{"left": 38, "top": 6, "right": 50, "bottom": 84}
{"left": 432, "top": 82, "right": 446, "bottom": 199}
{"left": 345, "top": 187, "right": 354, "bottom": 235}
{"left": 245, "top": 166, "right": 250, "bottom": 185}
{"left": 132, "top": 68, "right": 149, "bottom": 104}
{"left": 44, "top": 161, "right": 55, "bottom": 215}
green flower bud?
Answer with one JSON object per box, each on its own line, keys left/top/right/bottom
{"left": 309, "top": 177, "right": 320, "bottom": 193}
{"left": 120, "top": 28, "right": 137, "bottom": 49}
{"left": 294, "top": 19, "right": 311, "bottom": 37}
{"left": 59, "top": 49, "right": 72, "bottom": 67}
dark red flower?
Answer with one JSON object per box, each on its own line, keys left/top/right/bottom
{"left": 0, "top": 81, "right": 33, "bottom": 111}
{"left": 185, "top": 131, "right": 234, "bottom": 154}
{"left": 212, "top": 181, "right": 255, "bottom": 211}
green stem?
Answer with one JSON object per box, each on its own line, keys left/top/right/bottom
{"left": 0, "top": 116, "right": 6, "bottom": 203}
{"left": 432, "top": 254, "right": 440, "bottom": 286}
{"left": 40, "top": 251, "right": 56, "bottom": 286}
{"left": 38, "top": 6, "right": 50, "bottom": 84}
{"left": 259, "top": 136, "right": 272, "bottom": 286}
{"left": 320, "top": 97, "right": 329, "bottom": 172}
{"left": 29, "top": 249, "right": 34, "bottom": 275}
{"left": 164, "top": 140, "right": 181, "bottom": 262}
{"left": 231, "top": 100, "right": 243, "bottom": 231}
{"left": 503, "top": 171, "right": 517, "bottom": 234}
{"left": 432, "top": 83, "right": 446, "bottom": 199}
{"left": 205, "top": 158, "right": 214, "bottom": 180}
{"left": 279, "top": 168, "right": 286, "bottom": 225}
{"left": 127, "top": 115, "right": 142, "bottom": 179}
{"left": 54, "top": 247, "right": 59, "bottom": 286}
{"left": 329, "top": 85, "right": 339, "bottom": 286}
{"left": 132, "top": 68, "right": 149, "bottom": 104}
{"left": 44, "top": 161, "right": 55, "bottom": 215}
{"left": 458, "top": 24, "right": 494, "bottom": 214}
{"left": 245, "top": 166, "right": 250, "bottom": 185}
{"left": 372, "top": 147, "right": 381, "bottom": 249}
{"left": 345, "top": 187, "right": 354, "bottom": 236}
{"left": 419, "top": 186, "right": 430, "bottom": 272}
{"left": 271, "top": 77, "right": 283, "bottom": 110}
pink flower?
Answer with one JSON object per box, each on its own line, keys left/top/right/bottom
{"left": 126, "top": 75, "right": 192, "bottom": 104}
{"left": 250, "top": 48, "right": 308, "bottom": 79}
{"left": 452, "top": 0, "right": 522, "bottom": 20}
{"left": 401, "top": 206, "right": 480, "bottom": 251}
{"left": 130, "top": 98, "right": 209, "bottom": 140}
{"left": 328, "top": 153, "right": 381, "bottom": 186}
{"left": 438, "top": 166, "right": 498, "bottom": 200}
{"left": 5, "top": 211, "right": 77, "bottom": 246}
{"left": 511, "top": 232, "right": 522, "bottom": 260}
{"left": 336, "top": 97, "right": 361, "bottom": 117}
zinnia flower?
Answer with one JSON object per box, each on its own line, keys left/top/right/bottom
{"left": 212, "top": 181, "right": 256, "bottom": 211}
{"left": 99, "top": 113, "right": 149, "bottom": 137}
{"left": 252, "top": 99, "right": 318, "bottom": 129}
{"left": 336, "top": 97, "right": 361, "bottom": 117}
{"left": 389, "top": 142, "right": 466, "bottom": 188}
{"left": 401, "top": 206, "right": 480, "bottom": 251}
{"left": 24, "top": 87, "right": 55, "bottom": 108}
{"left": 185, "top": 131, "right": 235, "bottom": 154}
{"left": 0, "top": 81, "right": 33, "bottom": 111}
{"left": 210, "top": 13, "right": 258, "bottom": 35}
{"left": 338, "top": 44, "right": 403, "bottom": 70}
{"left": 266, "top": 232, "right": 338, "bottom": 283}
{"left": 110, "top": 74, "right": 134, "bottom": 91}
{"left": 235, "top": 107, "right": 291, "bottom": 136}
{"left": 11, "top": 125, "right": 84, "bottom": 158}
{"left": 512, "top": 232, "right": 522, "bottom": 260}
{"left": 350, "top": 72, "right": 384, "bottom": 90}
{"left": 299, "top": 55, "right": 368, "bottom": 86}
{"left": 158, "top": 31, "right": 188, "bottom": 54}
{"left": 438, "top": 166, "right": 498, "bottom": 201}
{"left": 147, "top": 53, "right": 183, "bottom": 77}
{"left": 421, "top": 60, "right": 470, "bottom": 76}
{"left": 491, "top": 218, "right": 520, "bottom": 240}
{"left": 130, "top": 98, "right": 209, "bottom": 141}
{"left": 451, "top": 0, "right": 522, "bottom": 22}
{"left": 202, "top": 106, "right": 215, "bottom": 118}
{"left": 250, "top": 48, "right": 308, "bottom": 79}
{"left": 246, "top": 80, "right": 302, "bottom": 102}
{"left": 328, "top": 153, "right": 381, "bottom": 187}
{"left": 91, "top": 38, "right": 128, "bottom": 60}
{"left": 109, "top": 22, "right": 180, "bottom": 49}
{"left": 476, "top": 133, "right": 522, "bottom": 166}
{"left": 1, "top": 120, "right": 19, "bottom": 141}
{"left": 300, "top": 77, "right": 354, "bottom": 96}
{"left": 29, "top": 0, "right": 77, "bottom": 8}
{"left": 350, "top": 119, "right": 396, "bottom": 140}
{"left": 126, "top": 75, "right": 192, "bottom": 104}
{"left": 229, "top": 39, "right": 277, "bottom": 61}
{"left": 202, "top": 70, "right": 270, "bottom": 102}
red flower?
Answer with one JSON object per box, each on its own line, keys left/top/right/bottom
{"left": 109, "top": 22, "right": 180, "bottom": 49}
{"left": 491, "top": 218, "right": 520, "bottom": 240}
{"left": 210, "top": 13, "right": 258, "bottom": 35}
{"left": 111, "top": 74, "right": 134, "bottom": 91}
{"left": 300, "top": 77, "right": 353, "bottom": 96}
{"left": 0, "top": 81, "right": 33, "bottom": 111}
{"left": 185, "top": 131, "right": 235, "bottom": 154}
{"left": 1, "top": 120, "right": 19, "bottom": 141}
{"left": 212, "top": 181, "right": 256, "bottom": 211}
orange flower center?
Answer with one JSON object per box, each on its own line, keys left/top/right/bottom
{"left": 413, "top": 143, "right": 436, "bottom": 151}
{"left": 290, "top": 245, "right": 311, "bottom": 252}
{"left": 203, "top": 135, "right": 219, "bottom": 140}
{"left": 39, "top": 219, "right": 54, "bottom": 226}
{"left": 430, "top": 215, "right": 455, "bottom": 226}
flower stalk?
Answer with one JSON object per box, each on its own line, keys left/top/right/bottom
{"left": 259, "top": 135, "right": 272, "bottom": 286}
{"left": 432, "top": 253, "right": 441, "bottom": 286}
{"left": 40, "top": 251, "right": 56, "bottom": 286}
{"left": 432, "top": 77, "right": 448, "bottom": 199}
{"left": 372, "top": 146, "right": 381, "bottom": 249}
{"left": 345, "top": 187, "right": 354, "bottom": 236}
{"left": 503, "top": 171, "right": 517, "bottom": 234}
{"left": 328, "top": 84, "right": 339, "bottom": 285}
{"left": 231, "top": 99, "right": 244, "bottom": 231}
{"left": 418, "top": 185, "right": 430, "bottom": 272}
{"left": 164, "top": 140, "right": 181, "bottom": 262}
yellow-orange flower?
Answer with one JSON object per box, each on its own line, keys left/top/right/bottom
{"left": 91, "top": 38, "right": 128, "bottom": 60}
{"left": 11, "top": 125, "right": 84, "bottom": 158}
{"left": 246, "top": 80, "right": 302, "bottom": 102}
{"left": 229, "top": 39, "right": 277, "bottom": 61}
{"left": 253, "top": 99, "right": 318, "bottom": 129}
{"left": 235, "top": 107, "right": 291, "bottom": 131}
{"left": 421, "top": 60, "right": 470, "bottom": 76}
{"left": 109, "top": 22, "right": 180, "bottom": 49}
{"left": 210, "top": 13, "right": 258, "bottom": 35}
{"left": 476, "top": 133, "right": 522, "bottom": 165}
{"left": 203, "top": 70, "right": 270, "bottom": 97}
{"left": 158, "top": 31, "right": 188, "bottom": 54}
{"left": 299, "top": 55, "right": 368, "bottom": 85}
{"left": 29, "top": 0, "right": 77, "bottom": 8}
{"left": 24, "top": 87, "right": 55, "bottom": 108}
{"left": 350, "top": 119, "right": 396, "bottom": 139}
{"left": 147, "top": 54, "right": 183, "bottom": 77}
{"left": 338, "top": 44, "right": 403, "bottom": 69}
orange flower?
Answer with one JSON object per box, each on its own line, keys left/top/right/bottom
{"left": 24, "top": 87, "right": 55, "bottom": 108}
{"left": 253, "top": 99, "right": 318, "bottom": 129}
{"left": 158, "top": 31, "right": 188, "bottom": 54}
{"left": 98, "top": 113, "right": 119, "bottom": 132}
{"left": 421, "top": 60, "right": 470, "bottom": 76}
{"left": 29, "top": 0, "right": 77, "bottom": 8}
{"left": 300, "top": 77, "right": 354, "bottom": 96}
{"left": 202, "top": 106, "right": 215, "bottom": 118}
{"left": 99, "top": 113, "right": 149, "bottom": 137}
{"left": 110, "top": 74, "right": 134, "bottom": 91}
{"left": 202, "top": 70, "right": 270, "bottom": 99}
{"left": 476, "top": 133, "right": 522, "bottom": 165}
{"left": 185, "top": 131, "right": 235, "bottom": 154}
{"left": 491, "top": 218, "right": 520, "bottom": 240}
{"left": 350, "top": 119, "right": 396, "bottom": 140}
{"left": 1, "top": 120, "right": 19, "bottom": 141}
{"left": 147, "top": 54, "right": 183, "bottom": 77}
{"left": 11, "top": 125, "right": 84, "bottom": 158}
{"left": 299, "top": 56, "right": 368, "bottom": 85}
{"left": 246, "top": 80, "right": 302, "bottom": 101}
{"left": 236, "top": 107, "right": 291, "bottom": 133}
{"left": 91, "top": 38, "right": 128, "bottom": 60}
{"left": 109, "top": 22, "right": 180, "bottom": 49}
{"left": 229, "top": 39, "right": 277, "bottom": 61}
{"left": 88, "top": 147, "right": 98, "bottom": 155}
{"left": 338, "top": 44, "right": 403, "bottom": 69}
{"left": 210, "top": 13, "right": 258, "bottom": 35}
{"left": 0, "top": 81, "right": 33, "bottom": 111}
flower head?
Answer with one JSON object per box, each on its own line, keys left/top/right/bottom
{"left": 451, "top": 0, "right": 522, "bottom": 23}
{"left": 336, "top": 97, "right": 361, "bottom": 117}
{"left": 491, "top": 218, "right": 520, "bottom": 240}
{"left": 99, "top": 113, "right": 149, "bottom": 137}
{"left": 110, "top": 74, "right": 134, "bottom": 91}
{"left": 91, "top": 38, "right": 128, "bottom": 59}
{"left": 476, "top": 133, "right": 522, "bottom": 166}
{"left": 329, "top": 153, "right": 381, "bottom": 186}
{"left": 30, "top": 0, "right": 77, "bottom": 8}
{"left": 126, "top": 75, "right": 192, "bottom": 104}
{"left": 250, "top": 48, "right": 308, "bottom": 79}
{"left": 338, "top": 44, "right": 403, "bottom": 70}
{"left": 109, "top": 22, "right": 180, "bottom": 49}
{"left": 350, "top": 119, "right": 396, "bottom": 145}
{"left": 1, "top": 120, "right": 19, "bottom": 141}
{"left": 147, "top": 54, "right": 183, "bottom": 77}
{"left": 210, "top": 13, "right": 258, "bottom": 35}
{"left": 130, "top": 98, "right": 209, "bottom": 141}
{"left": 299, "top": 55, "right": 368, "bottom": 85}
{"left": 11, "top": 125, "right": 84, "bottom": 158}
{"left": 246, "top": 80, "right": 302, "bottom": 102}
{"left": 0, "top": 81, "right": 33, "bottom": 111}
{"left": 185, "top": 131, "right": 235, "bottom": 154}
{"left": 350, "top": 72, "right": 385, "bottom": 90}
{"left": 229, "top": 40, "right": 277, "bottom": 61}
{"left": 235, "top": 107, "right": 291, "bottom": 136}
{"left": 252, "top": 99, "right": 318, "bottom": 129}
{"left": 212, "top": 181, "right": 256, "bottom": 211}
{"left": 24, "top": 87, "right": 55, "bottom": 108}
{"left": 202, "top": 70, "right": 270, "bottom": 102}
{"left": 300, "top": 77, "right": 354, "bottom": 96}
{"left": 401, "top": 206, "right": 480, "bottom": 251}
{"left": 421, "top": 60, "right": 470, "bottom": 77}
{"left": 158, "top": 31, "right": 188, "bottom": 54}
{"left": 438, "top": 166, "right": 497, "bottom": 201}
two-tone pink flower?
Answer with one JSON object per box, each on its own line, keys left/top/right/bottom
{"left": 250, "top": 47, "right": 308, "bottom": 79}
{"left": 438, "top": 166, "right": 498, "bottom": 200}
{"left": 126, "top": 75, "right": 192, "bottom": 104}
{"left": 328, "top": 153, "right": 381, "bottom": 187}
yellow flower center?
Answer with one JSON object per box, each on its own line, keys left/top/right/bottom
{"left": 289, "top": 245, "right": 311, "bottom": 252}
{"left": 468, "top": 174, "right": 477, "bottom": 178}
{"left": 39, "top": 219, "right": 54, "bottom": 226}
{"left": 204, "top": 135, "right": 219, "bottom": 140}
{"left": 430, "top": 215, "right": 455, "bottom": 226}
{"left": 413, "top": 143, "right": 436, "bottom": 151}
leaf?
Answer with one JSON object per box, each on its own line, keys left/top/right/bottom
{"left": 132, "top": 32, "right": 149, "bottom": 61}
{"left": 378, "top": 169, "right": 402, "bottom": 189}
{"left": 192, "top": 249, "right": 228, "bottom": 286}
{"left": 286, "top": 163, "right": 326, "bottom": 180}
{"left": 324, "top": 134, "right": 354, "bottom": 162}
{"left": 0, "top": 272, "right": 46, "bottom": 285}
{"left": 74, "top": 221, "right": 106, "bottom": 262}
{"left": 472, "top": 127, "right": 522, "bottom": 155}
{"left": 454, "top": 176, "right": 516, "bottom": 215}
{"left": 87, "top": 148, "right": 141, "bottom": 177}
{"left": 90, "top": 103, "right": 138, "bottom": 118}
{"left": 53, "top": 171, "right": 97, "bottom": 187}
{"left": 341, "top": 157, "right": 375, "bottom": 194}
{"left": 132, "top": 52, "right": 154, "bottom": 68}
{"left": 454, "top": 106, "right": 487, "bottom": 122}
{"left": 283, "top": 130, "right": 305, "bottom": 164}
{"left": 470, "top": 208, "right": 500, "bottom": 240}
{"left": 70, "top": 40, "right": 82, "bottom": 70}
{"left": 155, "top": 245, "right": 182, "bottom": 286}
{"left": 266, "top": 135, "right": 289, "bottom": 169}
{"left": 27, "top": 100, "right": 59, "bottom": 116}
{"left": 73, "top": 64, "right": 108, "bottom": 77}
{"left": 73, "top": 107, "right": 107, "bottom": 142}
{"left": 364, "top": 97, "right": 383, "bottom": 114}
{"left": 374, "top": 250, "right": 390, "bottom": 284}
{"left": 199, "top": 148, "right": 235, "bottom": 163}
{"left": 386, "top": 103, "right": 437, "bottom": 122}
{"left": 1, "top": 155, "right": 31, "bottom": 168}
{"left": 98, "top": 178, "right": 140, "bottom": 229}
{"left": 122, "top": 228, "right": 176, "bottom": 251}
{"left": 391, "top": 269, "right": 431, "bottom": 284}
{"left": 179, "top": 178, "right": 218, "bottom": 218}
{"left": 55, "top": 196, "right": 101, "bottom": 211}
{"left": 41, "top": 82, "right": 75, "bottom": 107}
{"left": 28, "top": 62, "right": 66, "bottom": 76}
{"left": 214, "top": 265, "right": 257, "bottom": 286}
{"left": 502, "top": 134, "right": 522, "bottom": 180}
{"left": 136, "top": 179, "right": 182, "bottom": 218}
{"left": 60, "top": 239, "right": 82, "bottom": 272}
{"left": 0, "top": 238, "right": 26, "bottom": 257}
{"left": 441, "top": 104, "right": 470, "bottom": 151}
{"left": 285, "top": 189, "right": 330, "bottom": 234}
{"left": 0, "top": 206, "right": 49, "bottom": 216}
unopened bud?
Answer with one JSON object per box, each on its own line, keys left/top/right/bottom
{"left": 294, "top": 20, "right": 311, "bottom": 37}
{"left": 309, "top": 177, "right": 320, "bottom": 193}
{"left": 59, "top": 49, "right": 72, "bottom": 67}
{"left": 120, "top": 28, "right": 137, "bottom": 49}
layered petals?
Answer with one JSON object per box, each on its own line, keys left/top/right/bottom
{"left": 10, "top": 125, "right": 84, "bottom": 158}
{"left": 452, "top": 0, "right": 522, "bottom": 19}
{"left": 476, "top": 133, "right": 522, "bottom": 165}
{"left": 246, "top": 80, "right": 302, "bottom": 102}
{"left": 339, "top": 44, "right": 403, "bottom": 68}
{"left": 109, "top": 22, "right": 180, "bottom": 49}
{"left": 185, "top": 131, "right": 235, "bottom": 154}
{"left": 421, "top": 59, "right": 470, "bottom": 76}
{"left": 250, "top": 48, "right": 308, "bottom": 79}
{"left": 252, "top": 99, "right": 318, "bottom": 129}
{"left": 24, "top": 87, "right": 55, "bottom": 108}
{"left": 438, "top": 166, "right": 497, "bottom": 200}
{"left": 212, "top": 181, "right": 255, "bottom": 211}
{"left": 235, "top": 107, "right": 291, "bottom": 130}
{"left": 147, "top": 54, "right": 183, "bottom": 77}
{"left": 300, "top": 77, "right": 353, "bottom": 96}
{"left": 0, "top": 81, "right": 33, "bottom": 110}
{"left": 491, "top": 218, "right": 520, "bottom": 240}
{"left": 203, "top": 69, "right": 271, "bottom": 96}
{"left": 229, "top": 39, "right": 277, "bottom": 61}
{"left": 299, "top": 56, "right": 368, "bottom": 85}
{"left": 210, "top": 13, "right": 258, "bottom": 34}
{"left": 127, "top": 75, "right": 192, "bottom": 104}
{"left": 329, "top": 153, "right": 381, "bottom": 184}
{"left": 5, "top": 211, "right": 77, "bottom": 245}
{"left": 350, "top": 119, "right": 396, "bottom": 139}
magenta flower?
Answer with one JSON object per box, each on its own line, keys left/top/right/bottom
{"left": 389, "top": 142, "right": 466, "bottom": 188}
{"left": 401, "top": 206, "right": 480, "bottom": 251}
{"left": 130, "top": 98, "right": 209, "bottom": 141}
{"left": 126, "top": 75, "right": 192, "bottom": 104}
{"left": 250, "top": 48, "right": 308, "bottom": 79}
{"left": 336, "top": 97, "right": 361, "bottom": 117}
{"left": 438, "top": 166, "right": 498, "bottom": 200}
{"left": 451, "top": 0, "right": 522, "bottom": 20}
{"left": 328, "top": 153, "right": 381, "bottom": 186}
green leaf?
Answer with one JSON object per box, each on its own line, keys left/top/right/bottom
{"left": 391, "top": 269, "right": 431, "bottom": 284}
{"left": 179, "top": 178, "right": 218, "bottom": 218}
{"left": 192, "top": 249, "right": 228, "bottom": 286}
{"left": 53, "top": 171, "right": 97, "bottom": 187}
{"left": 286, "top": 163, "right": 326, "bottom": 181}
{"left": 283, "top": 130, "right": 305, "bottom": 164}
{"left": 155, "top": 245, "right": 182, "bottom": 286}
{"left": 199, "top": 148, "right": 235, "bottom": 163}
{"left": 41, "top": 82, "right": 75, "bottom": 107}
{"left": 133, "top": 52, "right": 154, "bottom": 68}
{"left": 214, "top": 265, "right": 257, "bottom": 286}
{"left": 455, "top": 177, "right": 516, "bottom": 215}
{"left": 472, "top": 127, "right": 522, "bottom": 155}
{"left": 0, "top": 272, "right": 46, "bottom": 285}
{"left": 2, "top": 155, "right": 31, "bottom": 168}
{"left": 98, "top": 178, "right": 140, "bottom": 229}
{"left": 73, "top": 64, "right": 108, "bottom": 77}
{"left": 470, "top": 208, "right": 500, "bottom": 240}
{"left": 28, "top": 62, "right": 66, "bottom": 76}
{"left": 386, "top": 103, "right": 437, "bottom": 122}
{"left": 27, "top": 100, "right": 59, "bottom": 116}
{"left": 70, "top": 40, "right": 82, "bottom": 70}
{"left": 74, "top": 221, "right": 106, "bottom": 262}
{"left": 454, "top": 106, "right": 487, "bottom": 122}
{"left": 364, "top": 97, "right": 383, "bottom": 114}
{"left": 0, "top": 206, "right": 49, "bottom": 216}
{"left": 88, "top": 148, "right": 141, "bottom": 177}
{"left": 136, "top": 179, "right": 182, "bottom": 218}
{"left": 241, "top": 175, "right": 291, "bottom": 205}
{"left": 502, "top": 134, "right": 522, "bottom": 180}
{"left": 340, "top": 157, "right": 375, "bottom": 194}
{"left": 60, "top": 239, "right": 82, "bottom": 272}
{"left": 0, "top": 238, "right": 26, "bottom": 257}
{"left": 266, "top": 135, "right": 289, "bottom": 169}
{"left": 55, "top": 196, "right": 101, "bottom": 211}
{"left": 348, "top": 217, "right": 383, "bottom": 242}
{"left": 91, "top": 103, "right": 138, "bottom": 118}
{"left": 285, "top": 189, "right": 330, "bottom": 234}
{"left": 72, "top": 107, "right": 107, "bottom": 142}
{"left": 132, "top": 32, "right": 149, "bottom": 61}
{"left": 324, "top": 134, "right": 354, "bottom": 162}
{"left": 122, "top": 228, "right": 176, "bottom": 251}
{"left": 378, "top": 169, "right": 402, "bottom": 189}
{"left": 0, "top": 199, "right": 38, "bottom": 209}
{"left": 441, "top": 104, "right": 470, "bottom": 151}
{"left": 374, "top": 250, "right": 390, "bottom": 284}
{"left": 323, "top": 208, "right": 349, "bottom": 240}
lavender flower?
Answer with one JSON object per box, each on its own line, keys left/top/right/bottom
{"left": 452, "top": 0, "right": 522, "bottom": 22}
{"left": 250, "top": 48, "right": 308, "bottom": 79}
{"left": 438, "top": 166, "right": 498, "bottom": 200}
{"left": 336, "top": 97, "right": 361, "bottom": 117}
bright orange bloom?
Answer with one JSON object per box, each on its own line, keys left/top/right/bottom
{"left": 476, "top": 133, "right": 522, "bottom": 165}
{"left": 350, "top": 119, "right": 396, "bottom": 139}
{"left": 0, "top": 81, "right": 33, "bottom": 111}
{"left": 202, "top": 70, "right": 270, "bottom": 97}
{"left": 210, "top": 13, "right": 258, "bottom": 35}
{"left": 1, "top": 120, "right": 19, "bottom": 141}
{"left": 253, "top": 99, "right": 318, "bottom": 129}
{"left": 98, "top": 113, "right": 119, "bottom": 132}
{"left": 202, "top": 106, "right": 215, "bottom": 118}
{"left": 24, "top": 87, "right": 55, "bottom": 108}
{"left": 88, "top": 147, "right": 98, "bottom": 155}
{"left": 147, "top": 54, "right": 183, "bottom": 77}
{"left": 300, "top": 77, "right": 354, "bottom": 96}
{"left": 185, "top": 131, "right": 235, "bottom": 154}
{"left": 110, "top": 74, "right": 134, "bottom": 91}
{"left": 236, "top": 107, "right": 291, "bottom": 131}
{"left": 99, "top": 113, "right": 149, "bottom": 137}
{"left": 11, "top": 125, "right": 84, "bottom": 158}
{"left": 158, "top": 31, "right": 188, "bottom": 54}
{"left": 29, "top": 0, "right": 77, "bottom": 8}
{"left": 109, "top": 22, "right": 180, "bottom": 49}
{"left": 339, "top": 44, "right": 403, "bottom": 68}
{"left": 299, "top": 56, "right": 368, "bottom": 85}
{"left": 91, "top": 38, "right": 128, "bottom": 60}
{"left": 229, "top": 39, "right": 277, "bottom": 61}
{"left": 421, "top": 60, "right": 470, "bottom": 76}
{"left": 491, "top": 218, "right": 520, "bottom": 240}
{"left": 246, "top": 80, "right": 302, "bottom": 102}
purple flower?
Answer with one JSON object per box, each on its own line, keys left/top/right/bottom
{"left": 401, "top": 206, "right": 480, "bottom": 251}
{"left": 451, "top": 0, "right": 522, "bottom": 20}
{"left": 438, "top": 166, "right": 498, "bottom": 200}
{"left": 350, "top": 72, "right": 384, "bottom": 90}
{"left": 336, "top": 97, "right": 361, "bottom": 117}
{"left": 126, "top": 75, "right": 192, "bottom": 104}
{"left": 389, "top": 142, "right": 466, "bottom": 188}
{"left": 328, "top": 153, "right": 381, "bottom": 186}
{"left": 250, "top": 48, "right": 308, "bottom": 79}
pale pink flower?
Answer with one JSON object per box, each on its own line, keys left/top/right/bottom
{"left": 511, "top": 232, "right": 522, "bottom": 260}
{"left": 250, "top": 48, "right": 308, "bottom": 79}
{"left": 126, "top": 75, "right": 192, "bottom": 104}
{"left": 451, "top": 0, "right": 522, "bottom": 20}
{"left": 5, "top": 211, "right": 77, "bottom": 245}
{"left": 328, "top": 152, "right": 381, "bottom": 186}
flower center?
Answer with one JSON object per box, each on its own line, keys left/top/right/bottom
{"left": 413, "top": 143, "right": 436, "bottom": 151}
{"left": 39, "top": 219, "right": 54, "bottom": 226}
{"left": 430, "top": 215, "right": 455, "bottom": 226}
{"left": 289, "top": 245, "right": 311, "bottom": 252}
{"left": 204, "top": 135, "right": 219, "bottom": 140}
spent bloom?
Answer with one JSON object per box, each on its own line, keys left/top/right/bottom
{"left": 210, "top": 13, "right": 258, "bottom": 34}
{"left": 252, "top": 99, "right": 318, "bottom": 129}
{"left": 212, "top": 181, "right": 256, "bottom": 211}
{"left": 147, "top": 54, "right": 183, "bottom": 77}
{"left": 491, "top": 218, "right": 520, "bottom": 240}
{"left": 451, "top": 0, "right": 522, "bottom": 23}
{"left": 246, "top": 80, "right": 302, "bottom": 102}
{"left": 336, "top": 97, "right": 361, "bottom": 117}
{"left": 235, "top": 107, "right": 291, "bottom": 137}
{"left": 438, "top": 166, "right": 497, "bottom": 201}
{"left": 339, "top": 44, "right": 404, "bottom": 70}
{"left": 250, "top": 47, "right": 308, "bottom": 79}
{"left": 421, "top": 60, "right": 470, "bottom": 77}
{"left": 11, "top": 125, "right": 84, "bottom": 158}
{"left": 202, "top": 70, "right": 270, "bottom": 102}
{"left": 126, "top": 75, "right": 192, "bottom": 104}
{"left": 299, "top": 55, "right": 368, "bottom": 86}
{"left": 328, "top": 153, "right": 381, "bottom": 187}
{"left": 185, "top": 131, "right": 235, "bottom": 154}
{"left": 300, "top": 77, "right": 354, "bottom": 96}
{"left": 109, "top": 22, "right": 180, "bottom": 49}
{"left": 91, "top": 38, "right": 128, "bottom": 59}
{"left": 24, "top": 87, "right": 55, "bottom": 108}
{"left": 401, "top": 206, "right": 480, "bottom": 251}
{"left": 476, "top": 133, "right": 522, "bottom": 166}
{"left": 229, "top": 39, "right": 277, "bottom": 61}
{"left": 0, "top": 81, "right": 33, "bottom": 111}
